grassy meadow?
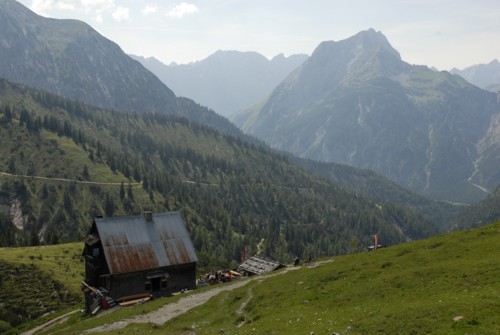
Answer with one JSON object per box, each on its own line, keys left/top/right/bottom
{"left": 0, "top": 242, "right": 84, "bottom": 333}
{"left": 8, "top": 221, "right": 498, "bottom": 335}
{"left": 0, "top": 242, "right": 84, "bottom": 294}
{"left": 154, "top": 221, "right": 500, "bottom": 335}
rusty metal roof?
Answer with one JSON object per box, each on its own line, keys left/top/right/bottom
{"left": 238, "top": 256, "right": 284, "bottom": 275}
{"left": 94, "top": 212, "right": 198, "bottom": 275}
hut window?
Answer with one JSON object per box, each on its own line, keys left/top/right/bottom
{"left": 92, "top": 248, "right": 100, "bottom": 257}
{"left": 161, "top": 279, "right": 167, "bottom": 288}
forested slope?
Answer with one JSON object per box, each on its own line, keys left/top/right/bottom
{"left": 449, "top": 186, "right": 500, "bottom": 230}
{"left": 0, "top": 79, "right": 437, "bottom": 270}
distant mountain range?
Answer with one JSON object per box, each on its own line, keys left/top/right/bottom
{"left": 0, "top": 0, "right": 241, "bottom": 136}
{"left": 131, "top": 51, "right": 308, "bottom": 117}
{"left": 451, "top": 59, "right": 500, "bottom": 91}
{"left": 233, "top": 29, "right": 500, "bottom": 203}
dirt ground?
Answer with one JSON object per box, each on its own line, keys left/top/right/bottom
{"left": 86, "top": 278, "right": 252, "bottom": 333}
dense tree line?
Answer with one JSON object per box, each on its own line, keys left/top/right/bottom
{"left": 449, "top": 186, "right": 500, "bottom": 230}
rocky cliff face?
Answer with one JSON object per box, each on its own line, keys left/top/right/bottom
{"left": 234, "top": 29, "right": 500, "bottom": 203}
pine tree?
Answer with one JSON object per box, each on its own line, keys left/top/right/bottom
{"left": 127, "top": 182, "right": 134, "bottom": 201}
{"left": 30, "top": 223, "right": 40, "bottom": 246}
{"left": 82, "top": 165, "right": 90, "bottom": 180}
{"left": 104, "top": 194, "right": 115, "bottom": 217}
{"left": 7, "top": 157, "right": 16, "bottom": 173}
{"left": 119, "top": 182, "right": 125, "bottom": 200}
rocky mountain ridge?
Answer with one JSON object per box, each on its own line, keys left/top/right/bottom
{"left": 451, "top": 59, "right": 500, "bottom": 91}
{"left": 233, "top": 29, "right": 500, "bottom": 203}
{"left": 0, "top": 0, "right": 241, "bottom": 137}
{"left": 131, "top": 51, "right": 308, "bottom": 117}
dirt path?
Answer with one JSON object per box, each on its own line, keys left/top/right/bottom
{"left": 84, "top": 260, "right": 332, "bottom": 334}
{"left": 0, "top": 171, "right": 140, "bottom": 186}
{"left": 21, "top": 310, "right": 80, "bottom": 335}
{"left": 235, "top": 287, "right": 254, "bottom": 328}
{"left": 85, "top": 278, "right": 253, "bottom": 333}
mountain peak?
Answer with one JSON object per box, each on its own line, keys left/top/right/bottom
{"left": 234, "top": 29, "right": 500, "bottom": 204}
{"left": 351, "top": 28, "right": 400, "bottom": 59}
{"left": 289, "top": 29, "right": 404, "bottom": 96}
{"left": 488, "top": 58, "right": 500, "bottom": 66}
{"left": 271, "top": 53, "right": 286, "bottom": 62}
{"left": 312, "top": 29, "right": 401, "bottom": 64}
{"left": 450, "top": 58, "right": 500, "bottom": 89}
{"left": 355, "top": 28, "right": 385, "bottom": 40}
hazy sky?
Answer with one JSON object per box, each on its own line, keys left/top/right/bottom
{"left": 17, "top": 0, "right": 500, "bottom": 70}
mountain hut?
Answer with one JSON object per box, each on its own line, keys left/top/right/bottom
{"left": 81, "top": 211, "right": 198, "bottom": 312}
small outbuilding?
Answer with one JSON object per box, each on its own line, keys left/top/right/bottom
{"left": 82, "top": 211, "right": 197, "bottom": 311}
{"left": 238, "top": 256, "right": 284, "bottom": 276}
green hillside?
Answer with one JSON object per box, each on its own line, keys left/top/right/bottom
{"left": 156, "top": 222, "right": 500, "bottom": 335}
{"left": 13, "top": 221, "right": 499, "bottom": 335}
{"left": 291, "top": 156, "right": 462, "bottom": 229}
{"left": 0, "top": 243, "right": 83, "bottom": 332}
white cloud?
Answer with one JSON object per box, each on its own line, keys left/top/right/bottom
{"left": 112, "top": 6, "right": 129, "bottom": 22}
{"left": 94, "top": 13, "right": 103, "bottom": 23}
{"left": 30, "top": 0, "right": 115, "bottom": 14}
{"left": 31, "top": 0, "right": 57, "bottom": 14}
{"left": 31, "top": 0, "right": 76, "bottom": 14}
{"left": 166, "top": 2, "right": 199, "bottom": 19}
{"left": 55, "top": 0, "right": 76, "bottom": 11}
{"left": 29, "top": 0, "right": 125, "bottom": 23}
{"left": 142, "top": 3, "right": 158, "bottom": 15}
{"left": 81, "top": 0, "right": 115, "bottom": 13}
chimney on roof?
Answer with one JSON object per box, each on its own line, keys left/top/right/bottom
{"left": 144, "top": 211, "right": 153, "bottom": 222}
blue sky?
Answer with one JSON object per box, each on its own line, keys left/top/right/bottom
{"left": 17, "top": 0, "right": 500, "bottom": 70}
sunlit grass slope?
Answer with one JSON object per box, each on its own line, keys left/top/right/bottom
{"left": 116, "top": 222, "right": 500, "bottom": 334}
{"left": 0, "top": 242, "right": 84, "bottom": 294}
{"left": 24, "top": 221, "right": 499, "bottom": 335}
{"left": 0, "top": 242, "right": 83, "bottom": 332}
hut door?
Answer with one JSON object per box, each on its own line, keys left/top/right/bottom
{"left": 151, "top": 277, "right": 161, "bottom": 292}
